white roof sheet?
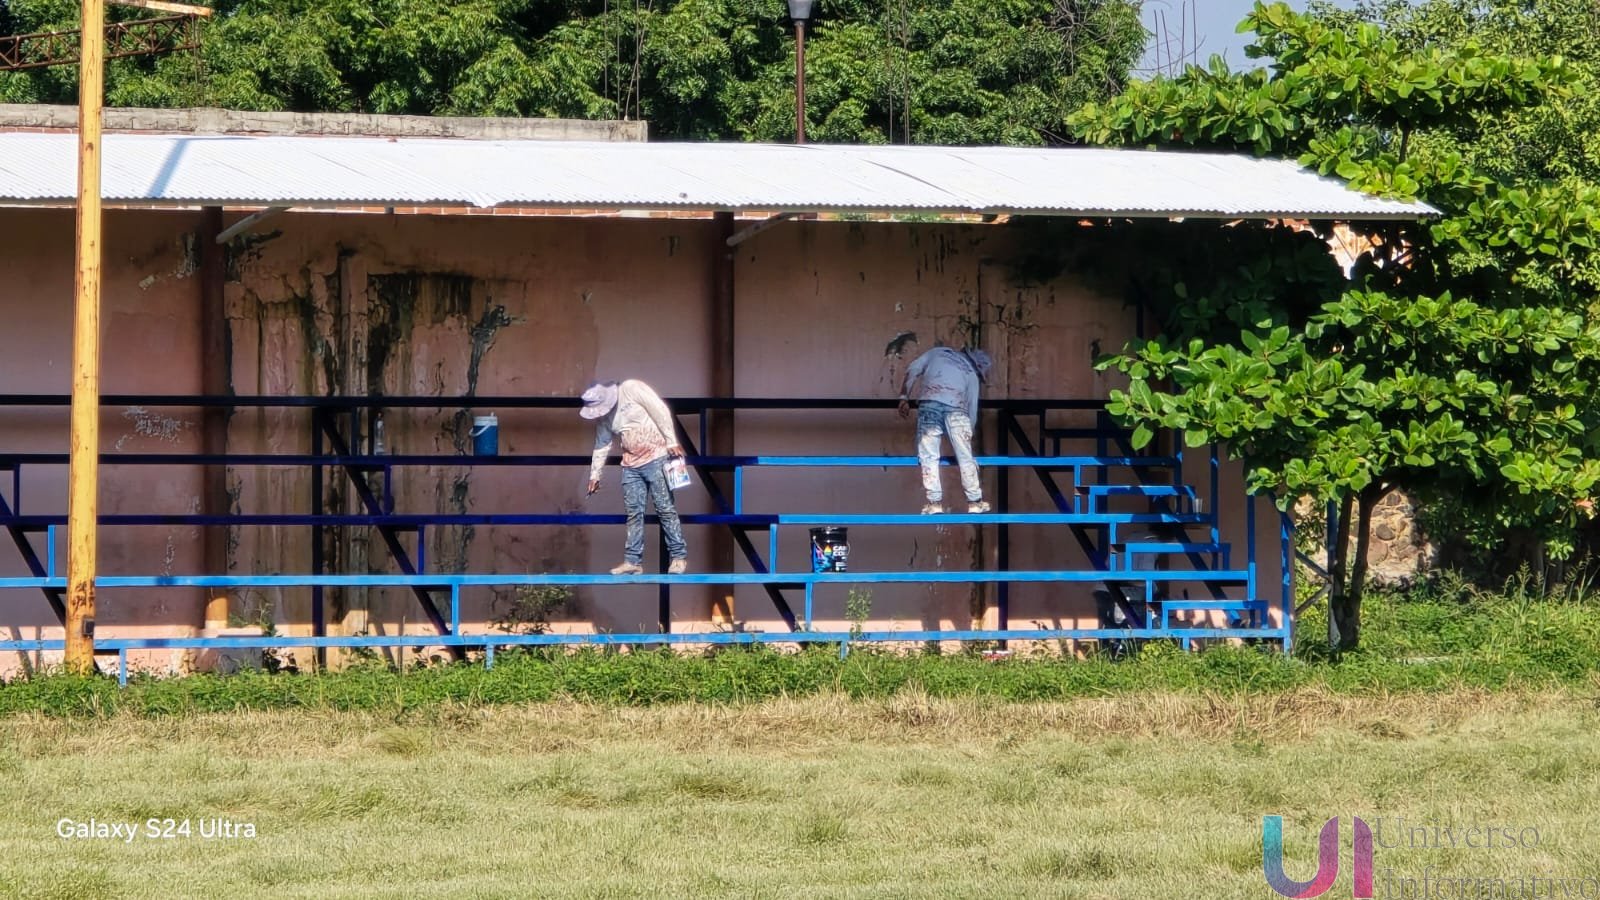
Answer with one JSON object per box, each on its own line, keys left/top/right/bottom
{"left": 0, "top": 132, "right": 1436, "bottom": 219}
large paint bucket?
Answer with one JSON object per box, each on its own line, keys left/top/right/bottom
{"left": 470, "top": 414, "right": 499, "bottom": 456}
{"left": 810, "top": 527, "right": 849, "bottom": 573}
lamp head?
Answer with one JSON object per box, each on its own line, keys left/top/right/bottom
{"left": 786, "top": 0, "right": 814, "bottom": 21}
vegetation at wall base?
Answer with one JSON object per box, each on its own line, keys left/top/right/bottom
{"left": 5, "top": 583, "right": 1599, "bottom": 717}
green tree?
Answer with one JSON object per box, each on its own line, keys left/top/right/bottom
{"left": 0, "top": 0, "right": 1145, "bottom": 144}
{"left": 1068, "top": 1, "right": 1600, "bottom": 649}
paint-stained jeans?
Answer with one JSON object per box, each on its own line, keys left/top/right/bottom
{"left": 916, "top": 400, "right": 982, "bottom": 504}
{"left": 622, "top": 458, "right": 687, "bottom": 564}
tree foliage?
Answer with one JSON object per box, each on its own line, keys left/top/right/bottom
{"left": 1068, "top": 1, "right": 1600, "bottom": 648}
{"left": 0, "top": 0, "right": 1145, "bottom": 143}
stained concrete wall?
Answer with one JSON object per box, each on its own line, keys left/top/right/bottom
{"left": 0, "top": 206, "right": 1287, "bottom": 673}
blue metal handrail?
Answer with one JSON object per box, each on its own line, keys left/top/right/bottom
{"left": 0, "top": 394, "right": 1288, "bottom": 668}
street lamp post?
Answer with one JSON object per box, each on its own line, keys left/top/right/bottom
{"left": 787, "top": 0, "right": 813, "bottom": 144}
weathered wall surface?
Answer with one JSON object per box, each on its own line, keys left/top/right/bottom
{"left": 0, "top": 208, "right": 207, "bottom": 674}
{"left": 224, "top": 212, "right": 716, "bottom": 645}
{"left": 0, "top": 207, "right": 1286, "bottom": 672}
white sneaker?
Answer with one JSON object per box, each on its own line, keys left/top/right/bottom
{"left": 968, "top": 501, "right": 991, "bottom": 513}
{"left": 921, "top": 503, "right": 944, "bottom": 515}
{"left": 609, "top": 562, "right": 644, "bottom": 575}
{"left": 667, "top": 558, "right": 688, "bottom": 575}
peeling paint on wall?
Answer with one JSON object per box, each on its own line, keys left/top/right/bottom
{"left": 115, "top": 406, "right": 193, "bottom": 449}
{"left": 173, "top": 231, "right": 199, "bottom": 280}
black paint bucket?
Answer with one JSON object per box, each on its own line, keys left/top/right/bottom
{"left": 810, "top": 527, "right": 849, "bottom": 573}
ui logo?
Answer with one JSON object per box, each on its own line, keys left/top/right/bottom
{"left": 1262, "top": 816, "right": 1374, "bottom": 898}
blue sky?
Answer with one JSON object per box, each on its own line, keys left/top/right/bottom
{"left": 1139, "top": 0, "right": 1357, "bottom": 72}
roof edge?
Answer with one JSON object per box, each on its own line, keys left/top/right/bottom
{"left": 0, "top": 104, "right": 649, "bottom": 142}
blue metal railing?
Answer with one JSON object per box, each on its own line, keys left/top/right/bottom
{"left": 0, "top": 394, "right": 1288, "bottom": 671}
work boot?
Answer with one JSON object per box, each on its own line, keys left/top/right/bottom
{"left": 921, "top": 503, "right": 944, "bottom": 515}
{"left": 609, "top": 561, "right": 644, "bottom": 575}
{"left": 967, "top": 501, "right": 991, "bottom": 513}
{"left": 667, "top": 558, "right": 689, "bottom": 575}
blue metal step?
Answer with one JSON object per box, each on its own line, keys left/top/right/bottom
{"left": 1112, "top": 541, "right": 1230, "bottom": 569}
{"left": 1077, "top": 483, "right": 1197, "bottom": 513}
{"left": 778, "top": 512, "right": 1210, "bottom": 526}
{"left": 1083, "top": 484, "right": 1194, "bottom": 497}
{"left": 1160, "top": 599, "right": 1264, "bottom": 611}
{"left": 1159, "top": 598, "right": 1267, "bottom": 630}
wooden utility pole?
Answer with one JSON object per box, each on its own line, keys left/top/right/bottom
{"left": 64, "top": 0, "right": 105, "bottom": 674}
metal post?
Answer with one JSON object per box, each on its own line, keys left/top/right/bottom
{"left": 310, "top": 410, "right": 325, "bottom": 670}
{"left": 710, "top": 210, "right": 736, "bottom": 624}
{"left": 997, "top": 412, "right": 1009, "bottom": 634}
{"left": 64, "top": 0, "right": 105, "bottom": 675}
{"left": 794, "top": 19, "right": 807, "bottom": 144}
{"left": 1280, "top": 510, "right": 1294, "bottom": 654}
{"left": 199, "top": 207, "right": 230, "bottom": 632}
{"left": 658, "top": 530, "right": 670, "bottom": 633}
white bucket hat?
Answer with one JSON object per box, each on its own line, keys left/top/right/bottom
{"left": 579, "top": 382, "right": 619, "bottom": 419}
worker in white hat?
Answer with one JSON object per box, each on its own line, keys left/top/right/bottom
{"left": 581, "top": 379, "right": 688, "bottom": 574}
{"left": 898, "top": 346, "right": 992, "bottom": 514}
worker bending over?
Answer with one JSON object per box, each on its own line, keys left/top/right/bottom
{"left": 582, "top": 379, "right": 689, "bottom": 575}
{"left": 898, "top": 346, "right": 992, "bottom": 514}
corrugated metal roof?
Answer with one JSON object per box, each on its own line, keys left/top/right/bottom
{"left": 0, "top": 132, "right": 1437, "bottom": 219}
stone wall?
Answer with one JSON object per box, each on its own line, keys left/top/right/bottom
{"left": 1297, "top": 490, "right": 1436, "bottom": 586}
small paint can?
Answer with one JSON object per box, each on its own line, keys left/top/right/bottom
{"left": 470, "top": 414, "right": 498, "bottom": 456}
{"left": 665, "top": 457, "right": 691, "bottom": 491}
{"left": 810, "top": 527, "right": 849, "bottom": 573}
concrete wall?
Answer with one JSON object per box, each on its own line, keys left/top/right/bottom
{"left": 0, "top": 104, "right": 648, "bottom": 141}
{"left": 0, "top": 208, "right": 208, "bottom": 673}
{"left": 0, "top": 207, "right": 1286, "bottom": 673}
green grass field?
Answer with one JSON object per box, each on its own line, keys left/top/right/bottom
{"left": 3, "top": 687, "right": 1598, "bottom": 899}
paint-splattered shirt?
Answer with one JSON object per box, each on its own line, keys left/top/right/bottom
{"left": 590, "top": 379, "right": 679, "bottom": 481}
{"left": 902, "top": 347, "right": 981, "bottom": 421}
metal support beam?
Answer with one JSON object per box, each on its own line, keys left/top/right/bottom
{"left": 0, "top": 14, "right": 200, "bottom": 71}
{"left": 315, "top": 413, "right": 463, "bottom": 659}
{"left": 726, "top": 212, "right": 797, "bottom": 248}
{"left": 675, "top": 430, "right": 799, "bottom": 631}
{"left": 310, "top": 409, "right": 325, "bottom": 669}
{"left": 0, "top": 490, "right": 64, "bottom": 621}
{"left": 709, "top": 211, "right": 736, "bottom": 623}
{"left": 64, "top": 0, "right": 105, "bottom": 675}
{"left": 997, "top": 411, "right": 1010, "bottom": 632}
{"left": 199, "top": 207, "right": 230, "bottom": 631}
{"left": 215, "top": 207, "right": 290, "bottom": 245}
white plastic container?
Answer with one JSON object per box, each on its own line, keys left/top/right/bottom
{"left": 665, "top": 457, "right": 691, "bottom": 490}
